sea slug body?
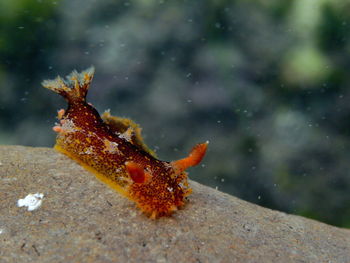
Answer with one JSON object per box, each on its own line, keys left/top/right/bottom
{"left": 42, "top": 67, "right": 208, "bottom": 218}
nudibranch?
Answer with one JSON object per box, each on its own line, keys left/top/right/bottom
{"left": 42, "top": 67, "right": 208, "bottom": 218}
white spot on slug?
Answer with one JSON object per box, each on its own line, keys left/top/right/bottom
{"left": 83, "top": 146, "right": 94, "bottom": 155}
{"left": 118, "top": 127, "right": 133, "bottom": 142}
{"left": 103, "top": 139, "right": 121, "bottom": 154}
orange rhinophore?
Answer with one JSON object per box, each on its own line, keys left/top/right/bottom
{"left": 42, "top": 67, "right": 208, "bottom": 218}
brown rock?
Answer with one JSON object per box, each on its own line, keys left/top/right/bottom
{"left": 0, "top": 145, "right": 349, "bottom": 263}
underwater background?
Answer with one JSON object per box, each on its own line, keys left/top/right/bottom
{"left": 0, "top": 0, "right": 349, "bottom": 227}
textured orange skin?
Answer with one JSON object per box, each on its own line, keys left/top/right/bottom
{"left": 43, "top": 68, "right": 207, "bottom": 218}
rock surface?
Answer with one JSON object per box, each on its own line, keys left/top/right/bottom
{"left": 0, "top": 145, "right": 349, "bottom": 263}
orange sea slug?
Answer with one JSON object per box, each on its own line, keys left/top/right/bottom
{"left": 42, "top": 67, "right": 208, "bottom": 218}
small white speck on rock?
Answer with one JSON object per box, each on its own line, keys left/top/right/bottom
{"left": 17, "top": 193, "right": 44, "bottom": 211}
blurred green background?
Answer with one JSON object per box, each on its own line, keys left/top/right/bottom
{"left": 0, "top": 0, "right": 349, "bottom": 227}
